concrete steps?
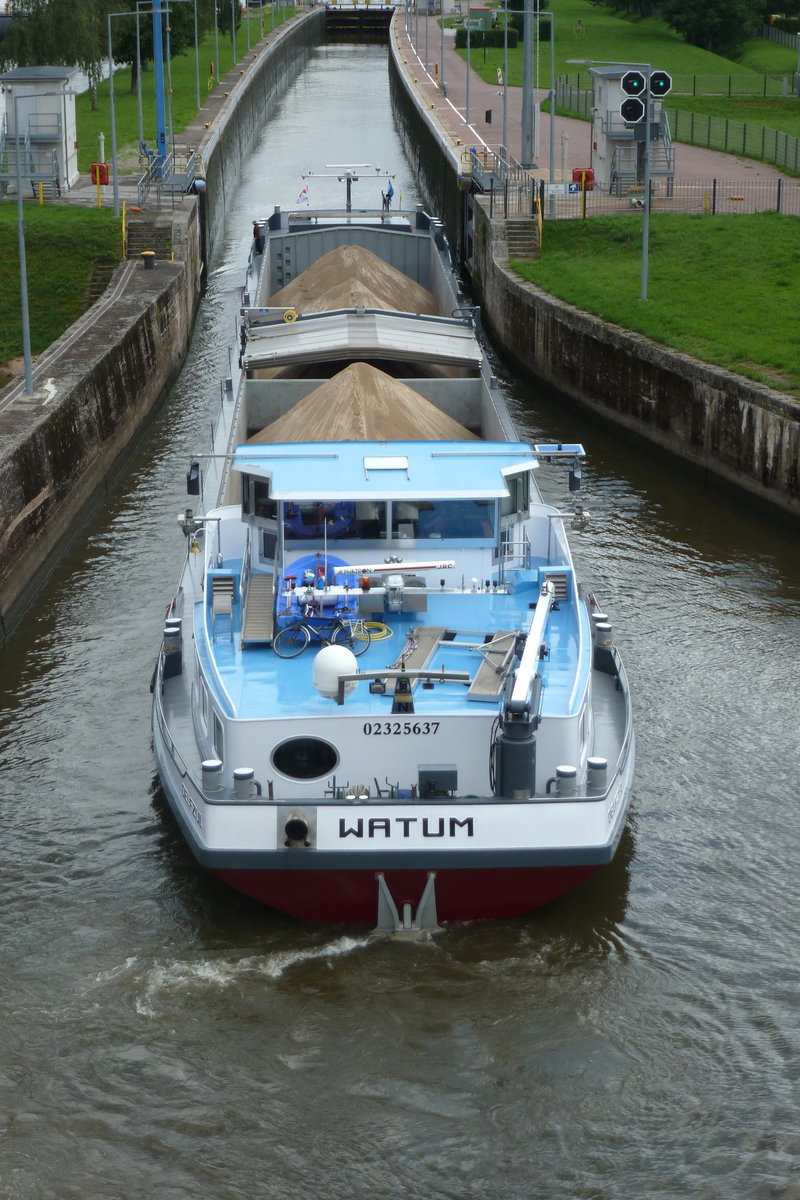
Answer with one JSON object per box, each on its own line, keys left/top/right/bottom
{"left": 125, "top": 215, "right": 174, "bottom": 262}
{"left": 505, "top": 218, "right": 538, "bottom": 260}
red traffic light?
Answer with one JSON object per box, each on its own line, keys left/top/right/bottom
{"left": 650, "top": 70, "right": 672, "bottom": 96}
{"left": 620, "top": 96, "right": 646, "bottom": 123}
{"left": 621, "top": 70, "right": 646, "bottom": 96}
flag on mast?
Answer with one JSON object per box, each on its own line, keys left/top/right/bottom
{"left": 386, "top": 179, "right": 394, "bottom": 202}
{"left": 297, "top": 184, "right": 309, "bottom": 203}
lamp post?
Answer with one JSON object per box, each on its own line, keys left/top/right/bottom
{"left": 424, "top": 5, "right": 428, "bottom": 72}
{"left": 568, "top": 58, "right": 655, "bottom": 300}
{"left": 107, "top": 11, "right": 123, "bottom": 216}
{"left": 465, "top": 22, "right": 470, "bottom": 125}
{"left": 12, "top": 91, "right": 42, "bottom": 397}
{"left": 521, "top": 0, "right": 532, "bottom": 165}
{"left": 540, "top": 10, "right": 555, "bottom": 215}
{"left": 440, "top": 13, "right": 445, "bottom": 96}
{"left": 135, "top": 1, "right": 145, "bottom": 148}
{"left": 193, "top": 0, "right": 201, "bottom": 109}
{"left": 502, "top": 0, "right": 508, "bottom": 155}
{"left": 641, "top": 64, "right": 652, "bottom": 301}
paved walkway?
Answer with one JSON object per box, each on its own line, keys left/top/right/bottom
{"left": 59, "top": 9, "right": 793, "bottom": 212}
{"left": 392, "top": 14, "right": 792, "bottom": 186}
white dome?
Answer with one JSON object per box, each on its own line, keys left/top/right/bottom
{"left": 312, "top": 644, "right": 359, "bottom": 700}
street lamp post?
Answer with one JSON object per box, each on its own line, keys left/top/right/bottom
{"left": 193, "top": 0, "right": 201, "bottom": 109}
{"left": 521, "top": 0, "right": 533, "bottom": 165}
{"left": 11, "top": 91, "right": 45, "bottom": 397}
{"left": 538, "top": 10, "right": 555, "bottom": 215}
{"left": 502, "top": 0, "right": 508, "bottom": 155}
{"left": 568, "top": 58, "right": 656, "bottom": 300}
{"left": 135, "top": 2, "right": 145, "bottom": 148}
{"left": 424, "top": 7, "right": 428, "bottom": 72}
{"left": 440, "top": 14, "right": 445, "bottom": 96}
{"left": 107, "top": 12, "right": 122, "bottom": 216}
{"left": 465, "top": 23, "right": 471, "bottom": 125}
{"left": 641, "top": 64, "right": 652, "bottom": 301}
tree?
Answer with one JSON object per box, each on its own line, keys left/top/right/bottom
{"left": 0, "top": 0, "right": 217, "bottom": 103}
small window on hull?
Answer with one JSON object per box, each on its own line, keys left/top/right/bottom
{"left": 272, "top": 737, "right": 339, "bottom": 780}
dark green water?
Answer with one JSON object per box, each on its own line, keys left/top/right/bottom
{"left": 1, "top": 44, "right": 799, "bottom": 1200}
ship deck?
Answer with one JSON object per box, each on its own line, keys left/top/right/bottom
{"left": 198, "top": 584, "right": 588, "bottom": 723}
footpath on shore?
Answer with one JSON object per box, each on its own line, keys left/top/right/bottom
{"left": 392, "top": 14, "right": 792, "bottom": 195}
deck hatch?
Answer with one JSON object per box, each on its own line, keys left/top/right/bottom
{"left": 364, "top": 455, "right": 409, "bottom": 478}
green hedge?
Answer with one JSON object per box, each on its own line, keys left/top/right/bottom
{"left": 455, "top": 27, "right": 519, "bottom": 49}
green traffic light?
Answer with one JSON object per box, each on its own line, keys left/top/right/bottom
{"left": 650, "top": 71, "right": 673, "bottom": 96}
{"left": 621, "top": 70, "right": 646, "bottom": 96}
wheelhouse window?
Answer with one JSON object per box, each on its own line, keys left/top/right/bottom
{"left": 396, "top": 499, "right": 496, "bottom": 540}
{"left": 501, "top": 472, "right": 530, "bottom": 517}
{"left": 282, "top": 501, "right": 386, "bottom": 542}
{"left": 254, "top": 479, "right": 277, "bottom": 520}
{"left": 242, "top": 474, "right": 277, "bottom": 520}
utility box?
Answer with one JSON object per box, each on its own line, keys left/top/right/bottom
{"left": 572, "top": 166, "right": 594, "bottom": 190}
{"left": 587, "top": 64, "right": 674, "bottom": 194}
{"left": 0, "top": 65, "right": 80, "bottom": 194}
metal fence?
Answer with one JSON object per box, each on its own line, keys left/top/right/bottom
{"left": 761, "top": 22, "right": 800, "bottom": 50}
{"left": 559, "top": 71, "right": 797, "bottom": 98}
{"left": 667, "top": 110, "right": 800, "bottom": 173}
{"left": 484, "top": 176, "right": 800, "bottom": 220}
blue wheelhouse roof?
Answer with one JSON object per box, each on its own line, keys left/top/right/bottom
{"left": 232, "top": 440, "right": 537, "bottom": 501}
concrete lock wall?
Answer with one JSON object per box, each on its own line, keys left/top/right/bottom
{"left": 0, "top": 16, "right": 324, "bottom": 640}
{"left": 201, "top": 14, "right": 323, "bottom": 262}
{"left": 468, "top": 199, "right": 800, "bottom": 517}
{"left": 387, "top": 35, "right": 800, "bottom": 518}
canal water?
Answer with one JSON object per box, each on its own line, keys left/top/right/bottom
{"left": 2, "top": 43, "right": 799, "bottom": 1200}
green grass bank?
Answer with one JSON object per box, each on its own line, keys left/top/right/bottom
{"left": 0, "top": 207, "right": 120, "bottom": 385}
{"left": 511, "top": 212, "right": 800, "bottom": 398}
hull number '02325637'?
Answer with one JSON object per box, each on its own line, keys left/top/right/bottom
{"left": 363, "top": 721, "right": 440, "bottom": 736}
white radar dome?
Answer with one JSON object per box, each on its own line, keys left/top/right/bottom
{"left": 312, "top": 644, "right": 359, "bottom": 700}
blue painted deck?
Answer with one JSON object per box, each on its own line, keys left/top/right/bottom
{"left": 198, "top": 585, "right": 587, "bottom": 722}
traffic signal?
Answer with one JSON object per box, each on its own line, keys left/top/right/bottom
{"left": 620, "top": 97, "right": 646, "bottom": 123}
{"left": 621, "top": 70, "right": 646, "bottom": 96}
{"left": 650, "top": 70, "right": 672, "bottom": 97}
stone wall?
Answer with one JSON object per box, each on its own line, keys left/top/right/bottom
{"left": 0, "top": 15, "right": 323, "bottom": 640}
{"left": 201, "top": 13, "right": 323, "bottom": 261}
{"left": 470, "top": 199, "right": 800, "bottom": 517}
{"left": 386, "top": 27, "right": 800, "bottom": 518}
{"left": 0, "top": 249, "right": 199, "bottom": 637}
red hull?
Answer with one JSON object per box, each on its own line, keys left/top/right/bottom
{"left": 212, "top": 864, "right": 601, "bottom": 925}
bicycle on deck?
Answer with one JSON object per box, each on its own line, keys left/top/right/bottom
{"left": 272, "top": 604, "right": 372, "bottom": 659}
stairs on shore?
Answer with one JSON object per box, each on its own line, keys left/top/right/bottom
{"left": 125, "top": 215, "right": 174, "bottom": 262}
{"left": 505, "top": 218, "right": 538, "bottom": 260}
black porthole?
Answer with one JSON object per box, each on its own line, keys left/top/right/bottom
{"left": 272, "top": 737, "right": 338, "bottom": 781}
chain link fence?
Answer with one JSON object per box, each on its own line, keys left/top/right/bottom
{"left": 481, "top": 173, "right": 800, "bottom": 220}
